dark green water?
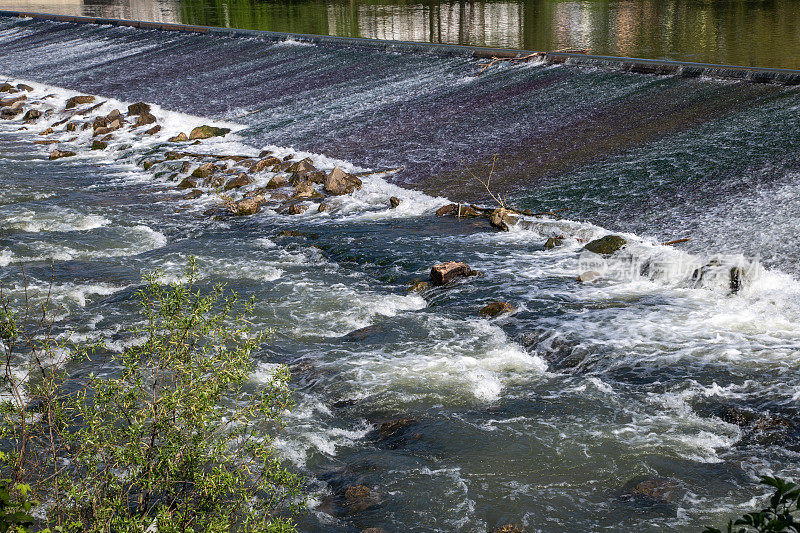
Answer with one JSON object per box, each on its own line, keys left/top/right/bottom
{"left": 2, "top": 0, "right": 800, "bottom": 68}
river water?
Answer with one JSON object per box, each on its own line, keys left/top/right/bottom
{"left": 2, "top": 15, "right": 800, "bottom": 533}
{"left": 4, "top": 0, "right": 800, "bottom": 68}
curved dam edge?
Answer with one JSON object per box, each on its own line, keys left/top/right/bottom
{"left": 3, "top": 9, "right": 800, "bottom": 84}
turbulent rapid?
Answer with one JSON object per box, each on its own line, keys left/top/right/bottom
{"left": 3, "top": 15, "right": 800, "bottom": 533}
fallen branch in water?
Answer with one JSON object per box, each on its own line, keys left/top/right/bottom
{"left": 476, "top": 48, "right": 590, "bottom": 75}
{"left": 662, "top": 238, "right": 691, "bottom": 246}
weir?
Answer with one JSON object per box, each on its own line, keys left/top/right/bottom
{"left": 3, "top": 10, "right": 800, "bottom": 85}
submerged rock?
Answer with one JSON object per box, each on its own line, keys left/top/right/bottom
{"left": 324, "top": 167, "right": 362, "bottom": 196}
{"left": 577, "top": 271, "right": 601, "bottom": 283}
{"left": 91, "top": 140, "right": 107, "bottom": 150}
{"left": 430, "top": 261, "right": 476, "bottom": 286}
{"left": 49, "top": 149, "right": 76, "bottom": 160}
{"left": 479, "top": 301, "right": 516, "bottom": 317}
{"left": 408, "top": 280, "right": 429, "bottom": 293}
{"left": 182, "top": 189, "right": 203, "bottom": 200}
{"left": 584, "top": 235, "right": 627, "bottom": 255}
{"left": 492, "top": 525, "right": 522, "bottom": 533}
{"left": 623, "top": 477, "right": 681, "bottom": 505}
{"left": 189, "top": 125, "right": 231, "bottom": 140}
{"left": 342, "top": 485, "right": 380, "bottom": 514}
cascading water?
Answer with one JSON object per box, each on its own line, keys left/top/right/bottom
{"left": 2, "top": 16, "right": 800, "bottom": 532}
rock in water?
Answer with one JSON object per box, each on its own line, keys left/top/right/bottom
{"left": 91, "top": 141, "right": 107, "bottom": 150}
{"left": 288, "top": 203, "right": 308, "bottom": 215}
{"left": 176, "top": 177, "right": 197, "bottom": 189}
{"left": 234, "top": 198, "right": 261, "bottom": 216}
{"left": 23, "top": 109, "right": 42, "bottom": 122}
{"left": 389, "top": 196, "right": 401, "bottom": 208}
{"left": 408, "top": 280, "right": 429, "bottom": 293}
{"left": 266, "top": 176, "right": 287, "bottom": 189}
{"left": 584, "top": 235, "right": 627, "bottom": 255}
{"left": 545, "top": 237, "right": 563, "bottom": 249}
{"left": 343, "top": 485, "right": 380, "bottom": 514}
{"left": 479, "top": 301, "right": 516, "bottom": 317}
{"left": 435, "top": 203, "right": 483, "bottom": 217}
{"left": 251, "top": 156, "right": 281, "bottom": 173}
{"left": 430, "top": 261, "right": 476, "bottom": 286}
{"left": 15, "top": 84, "right": 33, "bottom": 92}
{"left": 224, "top": 173, "right": 252, "bottom": 190}
{"left": 144, "top": 125, "right": 161, "bottom": 135}
{"left": 64, "top": 95, "right": 95, "bottom": 109}
{"left": 492, "top": 526, "right": 522, "bottom": 533}
{"left": 577, "top": 271, "right": 601, "bottom": 283}
{"left": 191, "top": 162, "right": 215, "bottom": 179}
{"left": 490, "top": 208, "right": 518, "bottom": 231}
{"left": 0, "top": 83, "right": 14, "bottom": 93}
{"left": 324, "top": 166, "right": 362, "bottom": 196}
{"left": 317, "top": 202, "right": 332, "bottom": 213}
{"left": 134, "top": 113, "right": 156, "bottom": 127}
{"left": 189, "top": 125, "right": 231, "bottom": 140}
{"left": 127, "top": 102, "right": 151, "bottom": 115}
{"left": 49, "top": 149, "right": 76, "bottom": 160}
{"left": 168, "top": 132, "right": 188, "bottom": 142}
{"left": 182, "top": 189, "right": 202, "bottom": 200}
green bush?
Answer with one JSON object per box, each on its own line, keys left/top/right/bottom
{"left": 705, "top": 476, "right": 800, "bottom": 533}
{"left": 0, "top": 261, "right": 304, "bottom": 532}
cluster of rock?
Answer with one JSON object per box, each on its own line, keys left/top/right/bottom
{"left": 3, "top": 84, "right": 408, "bottom": 218}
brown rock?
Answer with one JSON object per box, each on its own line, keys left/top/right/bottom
{"left": 292, "top": 181, "right": 322, "bottom": 200}
{"left": 479, "top": 301, "right": 516, "bottom": 317}
{"left": 65, "top": 122, "right": 76, "bottom": 132}
{"left": 251, "top": 156, "right": 282, "bottom": 173}
{"left": 93, "top": 116, "right": 108, "bottom": 130}
{"left": 144, "top": 125, "right": 161, "bottom": 135}
{"left": 106, "top": 109, "right": 121, "bottom": 121}
{"left": 180, "top": 161, "right": 192, "bottom": 174}
{"left": 324, "top": 166, "right": 362, "bottom": 196}
{"left": 492, "top": 525, "right": 522, "bottom": 533}
{"left": 430, "top": 261, "right": 476, "bottom": 286}
{"left": 64, "top": 95, "right": 95, "bottom": 109}
{"left": 288, "top": 203, "right": 308, "bottom": 215}
{"left": 266, "top": 176, "right": 287, "bottom": 189}
{"left": 182, "top": 189, "right": 203, "bottom": 200}
{"left": 490, "top": 208, "right": 518, "bottom": 231}
{"left": 408, "top": 280, "right": 429, "bottom": 293}
{"left": 33, "top": 139, "right": 59, "bottom": 145}
{"left": 191, "top": 162, "right": 215, "bottom": 179}
{"left": 127, "top": 102, "right": 151, "bottom": 116}
{"left": 91, "top": 140, "right": 107, "bottom": 150}
{"left": 318, "top": 202, "right": 332, "bottom": 213}
{"left": 435, "top": 203, "right": 483, "bottom": 217}
{"left": 23, "top": 109, "right": 42, "bottom": 122}
{"left": 189, "top": 125, "right": 230, "bottom": 140}
{"left": 15, "top": 84, "right": 33, "bottom": 92}
{"left": 234, "top": 198, "right": 261, "bottom": 216}
{"left": 0, "top": 94, "right": 26, "bottom": 107}
{"left": 168, "top": 132, "right": 188, "bottom": 142}
{"left": 389, "top": 196, "right": 401, "bottom": 208}
{"left": 107, "top": 118, "right": 123, "bottom": 131}
{"left": 93, "top": 127, "right": 110, "bottom": 137}
{"left": 39, "top": 127, "right": 53, "bottom": 136}
{"left": 225, "top": 173, "right": 252, "bottom": 190}
{"left": 0, "top": 83, "right": 14, "bottom": 93}
{"left": 545, "top": 237, "right": 563, "bottom": 249}
{"left": 49, "top": 149, "right": 76, "bottom": 160}
{"left": 343, "top": 485, "right": 380, "bottom": 514}
{"left": 177, "top": 177, "right": 197, "bottom": 189}
{"left": 134, "top": 113, "right": 157, "bottom": 127}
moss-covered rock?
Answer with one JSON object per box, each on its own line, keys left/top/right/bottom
{"left": 189, "top": 125, "right": 231, "bottom": 140}
{"left": 584, "top": 235, "right": 627, "bottom": 255}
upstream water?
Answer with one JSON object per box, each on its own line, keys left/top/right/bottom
{"left": 3, "top": 16, "right": 800, "bottom": 532}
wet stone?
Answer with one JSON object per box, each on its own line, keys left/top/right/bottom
{"left": 430, "top": 261, "right": 477, "bottom": 286}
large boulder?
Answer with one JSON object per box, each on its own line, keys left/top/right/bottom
{"left": 127, "top": 102, "right": 151, "bottom": 116}
{"left": 584, "top": 235, "right": 627, "bottom": 255}
{"left": 489, "top": 208, "right": 518, "bottom": 231}
{"left": 286, "top": 157, "right": 316, "bottom": 174}
{"left": 64, "top": 95, "right": 95, "bottom": 109}
{"left": 49, "top": 149, "right": 76, "bottom": 160}
{"left": 324, "top": 167, "right": 362, "bottom": 196}
{"left": 189, "top": 125, "right": 231, "bottom": 140}
{"left": 430, "top": 261, "right": 476, "bottom": 286}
